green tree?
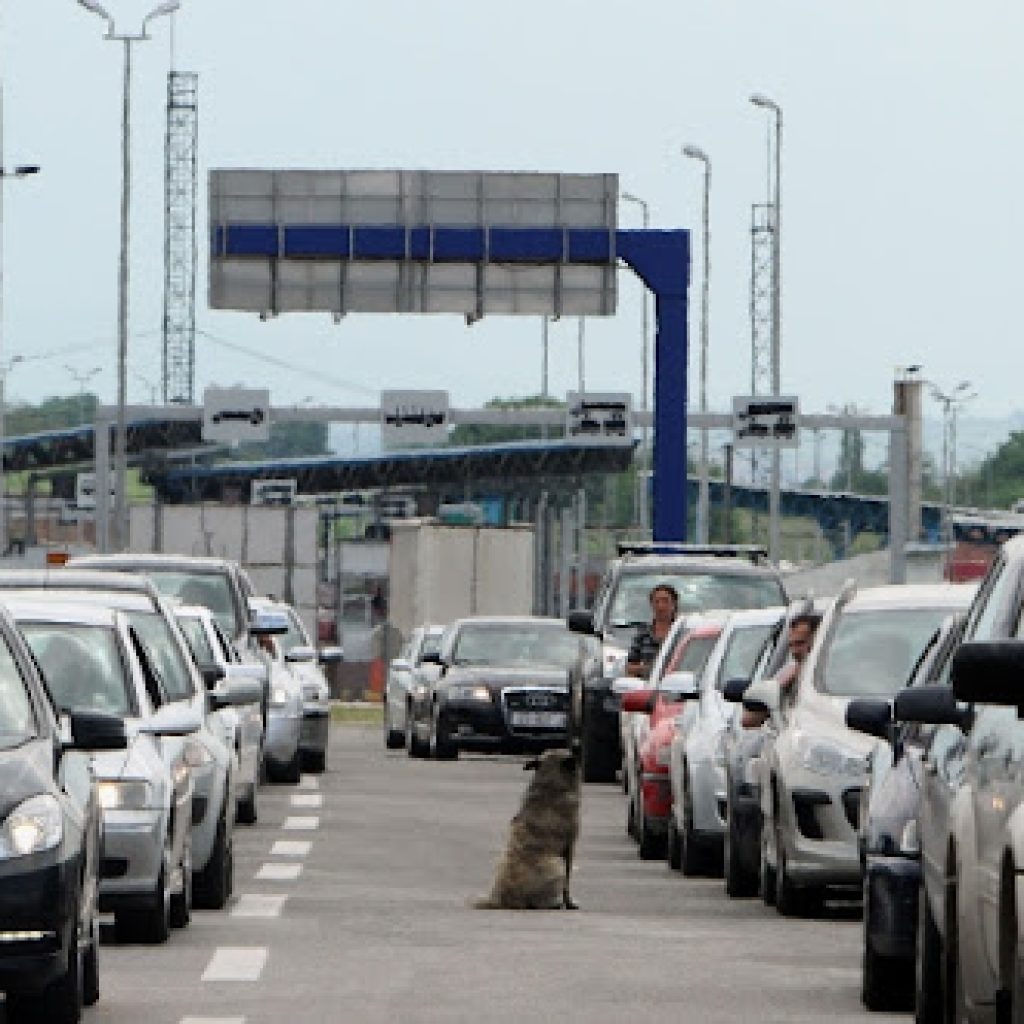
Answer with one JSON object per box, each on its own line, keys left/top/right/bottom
{"left": 448, "top": 395, "right": 565, "bottom": 446}
{"left": 958, "top": 431, "right": 1024, "bottom": 509}
{"left": 237, "top": 421, "right": 329, "bottom": 460}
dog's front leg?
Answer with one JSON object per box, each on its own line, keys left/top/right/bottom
{"left": 562, "top": 841, "right": 578, "bottom": 910}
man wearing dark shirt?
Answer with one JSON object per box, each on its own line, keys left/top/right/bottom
{"left": 626, "top": 583, "right": 679, "bottom": 678}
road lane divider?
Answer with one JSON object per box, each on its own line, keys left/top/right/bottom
{"left": 282, "top": 815, "right": 319, "bottom": 830}
{"left": 271, "top": 839, "right": 311, "bottom": 857}
{"left": 231, "top": 894, "right": 288, "bottom": 918}
{"left": 256, "top": 862, "right": 303, "bottom": 881}
{"left": 290, "top": 793, "right": 324, "bottom": 809}
{"left": 201, "top": 947, "right": 268, "bottom": 982}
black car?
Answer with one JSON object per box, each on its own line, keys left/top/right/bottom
{"left": 845, "top": 611, "right": 965, "bottom": 1012}
{"left": 407, "top": 617, "right": 597, "bottom": 760}
{"left": 0, "top": 604, "right": 126, "bottom": 1023}
{"left": 568, "top": 542, "right": 788, "bottom": 783}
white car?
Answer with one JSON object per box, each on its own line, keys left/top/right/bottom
{"left": 747, "top": 582, "right": 975, "bottom": 917}
{"left": 174, "top": 604, "right": 266, "bottom": 823}
{"left": 668, "top": 607, "right": 782, "bottom": 876}
{"left": 384, "top": 624, "right": 444, "bottom": 749}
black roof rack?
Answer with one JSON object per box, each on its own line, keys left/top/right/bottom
{"left": 615, "top": 541, "right": 771, "bottom": 565}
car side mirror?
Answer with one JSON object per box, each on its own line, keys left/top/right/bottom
{"left": 249, "top": 609, "right": 289, "bottom": 636}
{"left": 199, "top": 663, "right": 225, "bottom": 690}
{"left": 318, "top": 646, "right": 344, "bottom": 664}
{"left": 567, "top": 610, "right": 595, "bottom": 636}
{"left": 845, "top": 698, "right": 892, "bottom": 742}
{"left": 742, "top": 676, "right": 780, "bottom": 717}
{"left": 723, "top": 678, "right": 751, "bottom": 704}
{"left": 209, "top": 677, "right": 264, "bottom": 711}
{"left": 137, "top": 703, "right": 203, "bottom": 737}
{"left": 68, "top": 710, "right": 127, "bottom": 751}
{"left": 620, "top": 689, "right": 656, "bottom": 714}
{"left": 225, "top": 662, "right": 268, "bottom": 686}
{"left": 894, "top": 685, "right": 971, "bottom": 731}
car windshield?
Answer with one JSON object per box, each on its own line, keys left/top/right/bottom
{"left": 144, "top": 570, "right": 241, "bottom": 638}
{"left": 0, "top": 639, "right": 35, "bottom": 748}
{"left": 177, "top": 616, "right": 217, "bottom": 665}
{"left": 608, "top": 571, "right": 784, "bottom": 624}
{"left": 818, "top": 607, "right": 954, "bottom": 698}
{"left": 452, "top": 623, "right": 586, "bottom": 669}
{"left": 21, "top": 624, "right": 134, "bottom": 717}
{"left": 717, "top": 624, "right": 775, "bottom": 689}
{"left": 124, "top": 611, "right": 196, "bottom": 702}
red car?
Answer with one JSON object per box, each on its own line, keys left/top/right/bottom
{"left": 624, "top": 619, "right": 723, "bottom": 859}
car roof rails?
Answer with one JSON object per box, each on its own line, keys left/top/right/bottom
{"left": 615, "top": 541, "right": 771, "bottom": 565}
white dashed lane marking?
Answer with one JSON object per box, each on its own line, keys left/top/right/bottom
{"left": 231, "top": 894, "right": 288, "bottom": 918}
{"left": 181, "top": 1017, "right": 246, "bottom": 1023}
{"left": 271, "top": 840, "right": 311, "bottom": 857}
{"left": 289, "top": 793, "right": 323, "bottom": 809}
{"left": 282, "top": 815, "right": 319, "bottom": 830}
{"left": 201, "top": 947, "right": 268, "bottom": 982}
{"left": 256, "top": 862, "right": 303, "bottom": 882}
{"left": 299, "top": 774, "right": 319, "bottom": 789}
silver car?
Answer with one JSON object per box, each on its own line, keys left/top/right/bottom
{"left": 8, "top": 600, "right": 196, "bottom": 943}
{"left": 174, "top": 604, "right": 266, "bottom": 824}
{"left": 384, "top": 624, "right": 444, "bottom": 749}
{"left": 0, "top": 569, "right": 239, "bottom": 911}
{"left": 667, "top": 608, "right": 782, "bottom": 876}
{"left": 747, "top": 581, "right": 975, "bottom": 917}
{"left": 271, "top": 601, "right": 342, "bottom": 773}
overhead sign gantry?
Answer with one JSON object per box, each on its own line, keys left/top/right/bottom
{"left": 208, "top": 169, "right": 690, "bottom": 540}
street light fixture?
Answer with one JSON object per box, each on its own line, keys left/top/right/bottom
{"left": 749, "top": 92, "right": 783, "bottom": 564}
{"left": 929, "top": 380, "right": 977, "bottom": 558}
{"left": 682, "top": 145, "right": 711, "bottom": 543}
{"left": 620, "top": 191, "right": 651, "bottom": 531}
{"left": 76, "top": 0, "right": 181, "bottom": 552}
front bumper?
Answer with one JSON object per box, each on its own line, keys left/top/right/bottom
{"left": 444, "top": 689, "right": 570, "bottom": 751}
{"left": 864, "top": 854, "right": 920, "bottom": 960}
{"left": 0, "top": 849, "right": 76, "bottom": 993}
{"left": 265, "top": 709, "right": 302, "bottom": 766}
{"left": 98, "top": 808, "right": 164, "bottom": 910}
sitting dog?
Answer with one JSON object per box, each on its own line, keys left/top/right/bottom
{"left": 472, "top": 748, "right": 581, "bottom": 910}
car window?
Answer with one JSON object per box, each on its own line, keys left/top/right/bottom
{"left": 716, "top": 624, "right": 774, "bottom": 690}
{"left": 142, "top": 570, "right": 241, "bottom": 638}
{"left": 667, "top": 634, "right": 717, "bottom": 678}
{"left": 211, "top": 620, "right": 239, "bottom": 664}
{"left": 0, "top": 637, "right": 36, "bottom": 747}
{"left": 966, "top": 558, "right": 1016, "bottom": 641}
{"left": 177, "top": 616, "right": 217, "bottom": 665}
{"left": 817, "top": 607, "right": 953, "bottom": 698}
{"left": 418, "top": 632, "right": 442, "bottom": 663}
{"left": 608, "top": 572, "right": 783, "bottom": 624}
{"left": 124, "top": 611, "right": 196, "bottom": 701}
{"left": 21, "top": 624, "right": 135, "bottom": 717}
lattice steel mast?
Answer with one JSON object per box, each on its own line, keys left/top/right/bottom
{"left": 162, "top": 71, "right": 198, "bottom": 404}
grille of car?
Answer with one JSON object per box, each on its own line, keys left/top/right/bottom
{"left": 842, "top": 788, "right": 862, "bottom": 831}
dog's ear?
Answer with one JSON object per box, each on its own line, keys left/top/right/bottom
{"left": 522, "top": 757, "right": 540, "bottom": 771}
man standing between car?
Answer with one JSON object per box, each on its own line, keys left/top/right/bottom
{"left": 625, "top": 583, "right": 679, "bottom": 679}
{"left": 742, "top": 611, "right": 821, "bottom": 727}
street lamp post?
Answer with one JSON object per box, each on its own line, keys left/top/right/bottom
{"left": 76, "top": 0, "right": 180, "bottom": 551}
{"left": 682, "top": 146, "right": 711, "bottom": 543}
{"left": 620, "top": 191, "right": 651, "bottom": 532}
{"left": 930, "top": 380, "right": 976, "bottom": 556}
{"left": 750, "top": 93, "right": 783, "bottom": 564}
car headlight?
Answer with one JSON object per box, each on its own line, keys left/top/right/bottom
{"left": 270, "top": 686, "right": 290, "bottom": 707}
{"left": 900, "top": 819, "right": 920, "bottom": 856}
{"left": 182, "top": 739, "right": 213, "bottom": 768}
{"left": 448, "top": 685, "right": 491, "bottom": 702}
{"left": 603, "top": 645, "right": 627, "bottom": 677}
{"left": 655, "top": 744, "right": 672, "bottom": 767}
{"left": 0, "top": 795, "right": 63, "bottom": 858}
{"left": 799, "top": 739, "right": 865, "bottom": 778}
{"left": 97, "top": 780, "right": 153, "bottom": 811}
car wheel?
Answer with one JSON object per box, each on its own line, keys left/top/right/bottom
{"left": 237, "top": 783, "right": 258, "bottom": 825}
{"left": 861, "top": 872, "right": 911, "bottom": 1010}
{"left": 406, "top": 708, "right": 427, "bottom": 758}
{"left": 384, "top": 701, "right": 405, "bottom": 750}
{"left": 169, "top": 835, "right": 192, "bottom": 930}
{"left": 194, "top": 806, "right": 233, "bottom": 911}
{"left": 117, "top": 847, "right": 172, "bottom": 944}
{"left": 944, "top": 877, "right": 969, "bottom": 1024}
{"left": 666, "top": 814, "right": 682, "bottom": 871}
{"left": 429, "top": 703, "right": 458, "bottom": 761}
{"left": 7, "top": 917, "right": 83, "bottom": 1024}
{"left": 636, "top": 791, "right": 665, "bottom": 860}
{"left": 626, "top": 785, "right": 637, "bottom": 839}
{"left": 581, "top": 723, "right": 616, "bottom": 783}
{"left": 774, "top": 819, "right": 804, "bottom": 917}
{"left": 303, "top": 748, "right": 327, "bottom": 773}
{"left": 915, "top": 885, "right": 943, "bottom": 1024}
{"left": 724, "top": 787, "right": 757, "bottom": 898}
{"left": 268, "top": 747, "right": 302, "bottom": 784}
{"left": 81, "top": 911, "right": 100, "bottom": 1008}
{"left": 680, "top": 771, "right": 712, "bottom": 877}
{"left": 760, "top": 826, "right": 777, "bottom": 907}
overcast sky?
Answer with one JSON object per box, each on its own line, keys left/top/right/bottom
{"left": 1, "top": 1, "right": 1020, "bottom": 448}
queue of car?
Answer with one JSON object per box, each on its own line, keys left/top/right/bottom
{"left": 0, "top": 555, "right": 334, "bottom": 1021}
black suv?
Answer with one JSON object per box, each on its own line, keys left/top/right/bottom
{"left": 567, "top": 543, "right": 788, "bottom": 782}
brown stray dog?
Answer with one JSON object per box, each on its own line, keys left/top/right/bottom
{"left": 472, "top": 748, "right": 581, "bottom": 910}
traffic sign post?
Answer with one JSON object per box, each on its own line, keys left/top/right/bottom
{"left": 731, "top": 395, "right": 800, "bottom": 448}
{"left": 202, "top": 387, "right": 271, "bottom": 444}
{"left": 565, "top": 392, "right": 632, "bottom": 444}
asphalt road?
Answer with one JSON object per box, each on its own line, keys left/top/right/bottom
{"left": 65, "top": 724, "right": 907, "bottom": 1024}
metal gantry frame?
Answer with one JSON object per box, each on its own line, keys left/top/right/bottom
{"left": 162, "top": 70, "right": 198, "bottom": 405}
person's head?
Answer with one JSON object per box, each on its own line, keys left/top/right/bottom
{"left": 649, "top": 584, "right": 679, "bottom": 625}
{"left": 788, "top": 612, "right": 821, "bottom": 664}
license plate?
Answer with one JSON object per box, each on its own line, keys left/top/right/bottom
{"left": 509, "top": 711, "right": 567, "bottom": 729}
